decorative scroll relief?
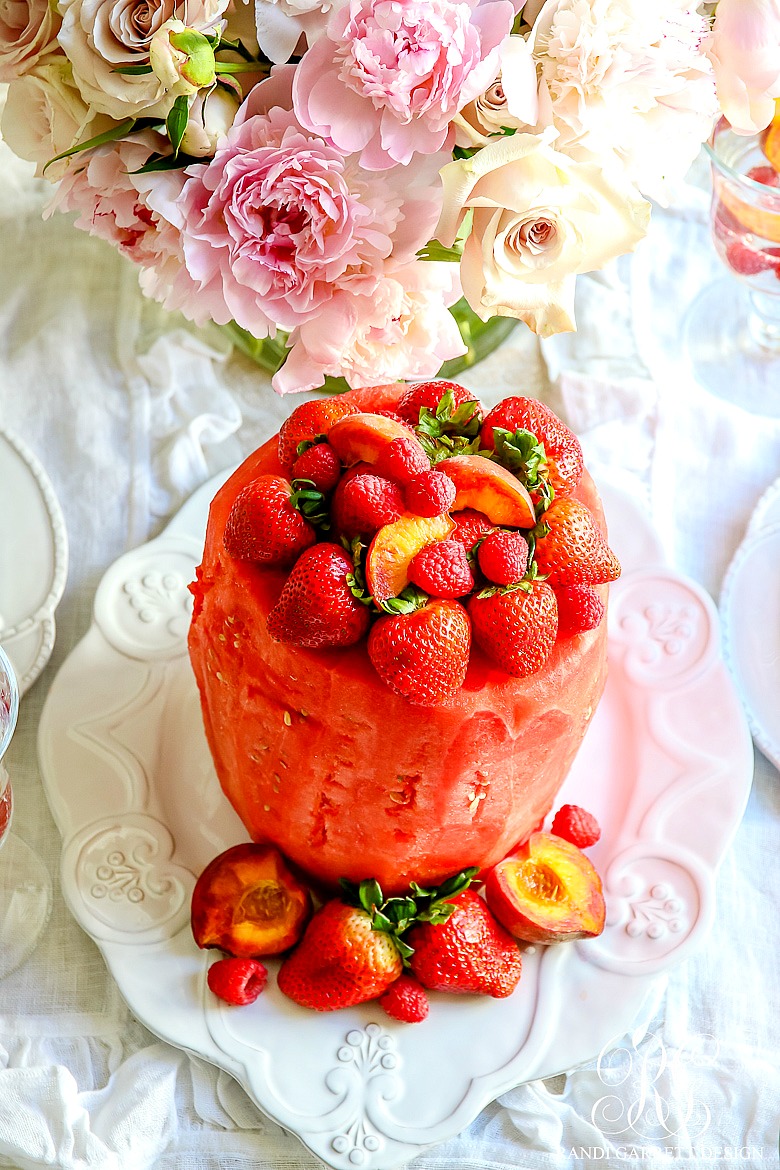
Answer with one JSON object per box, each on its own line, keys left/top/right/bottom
{"left": 93, "top": 535, "right": 200, "bottom": 660}
{"left": 326, "top": 1024, "right": 401, "bottom": 1167}
{"left": 608, "top": 571, "right": 718, "bottom": 689}
{"left": 62, "top": 814, "right": 194, "bottom": 944}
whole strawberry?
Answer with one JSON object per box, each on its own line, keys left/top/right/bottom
{"left": 267, "top": 543, "right": 371, "bottom": 649}
{"left": 291, "top": 442, "right": 342, "bottom": 493}
{"left": 407, "top": 890, "right": 522, "bottom": 998}
{"left": 555, "top": 584, "right": 605, "bottom": 636}
{"left": 368, "top": 599, "right": 471, "bottom": 706}
{"left": 481, "top": 397, "right": 583, "bottom": 496}
{"left": 397, "top": 381, "right": 482, "bottom": 425}
{"left": 223, "top": 475, "right": 316, "bottom": 566}
{"left": 533, "top": 499, "right": 620, "bottom": 587}
{"left": 468, "top": 581, "right": 558, "bottom": 677}
{"left": 277, "top": 898, "right": 403, "bottom": 1011}
{"left": 278, "top": 398, "right": 358, "bottom": 472}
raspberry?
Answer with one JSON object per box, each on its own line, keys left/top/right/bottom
{"left": 375, "top": 436, "right": 430, "bottom": 485}
{"left": 724, "top": 241, "right": 775, "bottom": 276}
{"left": 747, "top": 165, "right": 780, "bottom": 187}
{"left": 477, "top": 530, "right": 529, "bottom": 585}
{"left": 291, "top": 443, "right": 342, "bottom": 493}
{"left": 207, "top": 958, "right": 268, "bottom": 1005}
{"left": 408, "top": 539, "right": 475, "bottom": 598}
{"left": 397, "top": 381, "right": 482, "bottom": 424}
{"left": 555, "top": 584, "right": 605, "bottom": 636}
{"left": 405, "top": 469, "right": 457, "bottom": 518}
{"left": 450, "top": 509, "right": 495, "bottom": 551}
{"left": 332, "top": 473, "right": 404, "bottom": 537}
{"left": 551, "top": 804, "right": 601, "bottom": 849}
{"left": 378, "top": 975, "right": 429, "bottom": 1023}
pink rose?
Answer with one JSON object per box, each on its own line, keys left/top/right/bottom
{"left": 0, "top": 0, "right": 59, "bottom": 81}
{"left": 706, "top": 0, "right": 780, "bottom": 134}
{"left": 275, "top": 263, "right": 466, "bottom": 394}
{"left": 292, "top": 0, "right": 514, "bottom": 170}
{"left": 177, "top": 66, "right": 448, "bottom": 337}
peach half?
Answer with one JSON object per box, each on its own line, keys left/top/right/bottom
{"left": 366, "top": 511, "right": 455, "bottom": 603}
{"left": 191, "top": 843, "right": 312, "bottom": 957}
{"left": 440, "top": 455, "right": 535, "bottom": 528}
{"left": 328, "top": 412, "right": 428, "bottom": 468}
{"left": 484, "top": 832, "right": 605, "bottom": 944}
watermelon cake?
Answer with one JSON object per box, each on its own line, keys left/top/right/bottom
{"left": 188, "top": 382, "right": 619, "bottom": 896}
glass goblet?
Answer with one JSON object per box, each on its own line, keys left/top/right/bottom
{"left": 0, "top": 644, "right": 52, "bottom": 979}
{"left": 683, "top": 117, "right": 780, "bottom": 416}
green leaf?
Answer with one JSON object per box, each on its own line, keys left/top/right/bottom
{"left": 379, "top": 585, "right": 429, "bottom": 615}
{"left": 131, "top": 151, "right": 202, "bottom": 175}
{"left": 214, "top": 36, "right": 257, "bottom": 62}
{"left": 43, "top": 117, "right": 136, "bottom": 173}
{"left": 215, "top": 60, "right": 270, "bottom": 74}
{"left": 416, "top": 238, "right": 464, "bottom": 263}
{"left": 166, "top": 94, "right": 190, "bottom": 159}
{"left": 359, "top": 879, "right": 383, "bottom": 915}
{"left": 113, "top": 63, "right": 154, "bottom": 75}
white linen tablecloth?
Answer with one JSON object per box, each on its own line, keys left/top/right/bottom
{"left": 0, "top": 119, "right": 778, "bottom": 1170}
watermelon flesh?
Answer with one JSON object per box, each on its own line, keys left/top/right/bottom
{"left": 188, "top": 386, "right": 608, "bottom": 894}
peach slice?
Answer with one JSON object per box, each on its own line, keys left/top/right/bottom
{"left": 440, "top": 455, "right": 535, "bottom": 528}
{"left": 367, "top": 511, "right": 455, "bottom": 604}
{"left": 484, "top": 832, "right": 605, "bottom": 944}
{"left": 191, "top": 843, "right": 312, "bottom": 957}
{"left": 328, "top": 412, "right": 427, "bottom": 467}
{"left": 762, "top": 99, "right": 780, "bottom": 170}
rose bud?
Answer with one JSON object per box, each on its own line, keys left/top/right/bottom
{"left": 180, "top": 85, "right": 240, "bottom": 157}
{"left": 149, "top": 19, "right": 216, "bottom": 96}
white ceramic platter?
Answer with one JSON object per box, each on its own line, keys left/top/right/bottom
{"left": 0, "top": 427, "right": 68, "bottom": 693}
{"left": 38, "top": 474, "right": 753, "bottom": 1170}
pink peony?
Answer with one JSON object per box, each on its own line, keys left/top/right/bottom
{"left": 706, "top": 0, "right": 780, "bottom": 135}
{"left": 292, "top": 0, "right": 515, "bottom": 170}
{"left": 177, "top": 65, "right": 448, "bottom": 337}
{"left": 274, "top": 263, "right": 466, "bottom": 394}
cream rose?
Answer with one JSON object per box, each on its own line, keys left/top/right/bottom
{"left": 454, "top": 35, "right": 544, "bottom": 148}
{"left": 437, "top": 130, "right": 650, "bottom": 336}
{"left": 0, "top": 0, "right": 60, "bottom": 81}
{"left": 58, "top": 0, "right": 228, "bottom": 119}
{"left": 1, "top": 57, "right": 111, "bottom": 179}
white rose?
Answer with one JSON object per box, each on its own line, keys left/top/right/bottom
{"left": 58, "top": 0, "right": 228, "bottom": 119}
{"left": 1, "top": 56, "right": 111, "bottom": 179}
{"left": 454, "top": 36, "right": 544, "bottom": 148}
{"left": 437, "top": 129, "right": 650, "bottom": 336}
{"left": 0, "top": 0, "right": 60, "bottom": 81}
{"left": 180, "top": 85, "right": 240, "bottom": 155}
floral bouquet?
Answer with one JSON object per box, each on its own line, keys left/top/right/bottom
{"left": 1, "top": 0, "right": 778, "bottom": 393}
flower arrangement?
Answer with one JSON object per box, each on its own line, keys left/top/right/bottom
{"left": 1, "top": 0, "right": 777, "bottom": 393}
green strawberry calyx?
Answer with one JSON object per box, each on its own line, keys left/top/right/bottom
{"left": 414, "top": 388, "right": 483, "bottom": 464}
{"left": 291, "top": 478, "right": 330, "bottom": 530}
{"left": 489, "top": 427, "right": 554, "bottom": 518}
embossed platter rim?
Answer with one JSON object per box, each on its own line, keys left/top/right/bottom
{"left": 37, "top": 472, "right": 754, "bottom": 1170}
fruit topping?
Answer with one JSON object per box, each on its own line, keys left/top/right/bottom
{"left": 480, "top": 396, "right": 583, "bottom": 496}
{"left": 408, "top": 540, "right": 475, "bottom": 598}
{"left": 747, "top": 165, "right": 780, "bottom": 187}
{"left": 223, "top": 475, "right": 316, "bottom": 567}
{"left": 278, "top": 398, "right": 359, "bottom": 472}
{"left": 450, "top": 509, "right": 495, "bottom": 550}
{"left": 366, "top": 511, "right": 454, "bottom": 604}
{"left": 468, "top": 581, "right": 558, "bottom": 678}
{"left": 404, "top": 468, "right": 457, "bottom": 517}
{"left": 762, "top": 103, "right": 780, "bottom": 172}
{"left": 484, "top": 832, "right": 605, "bottom": 944}
{"left": 207, "top": 957, "right": 268, "bottom": 1005}
{"left": 331, "top": 473, "right": 405, "bottom": 538}
{"left": 328, "top": 412, "right": 429, "bottom": 480}
{"left": 266, "top": 543, "right": 372, "bottom": 649}
{"left": 375, "top": 435, "right": 431, "bottom": 485}
{"left": 555, "top": 584, "right": 605, "bottom": 636}
{"left": 477, "top": 530, "right": 529, "bottom": 586}
{"left": 441, "top": 455, "right": 535, "bottom": 528}
{"left": 724, "top": 241, "right": 777, "bottom": 276}
{"left": 551, "top": 804, "right": 602, "bottom": 849}
{"left": 397, "top": 380, "right": 482, "bottom": 425}
{"left": 407, "top": 889, "right": 523, "bottom": 998}
{"left": 533, "top": 498, "right": 621, "bottom": 587}
{"left": 291, "top": 442, "right": 342, "bottom": 493}
{"left": 379, "top": 975, "right": 430, "bottom": 1023}
{"left": 191, "top": 843, "right": 312, "bottom": 957}
{"left": 368, "top": 598, "right": 471, "bottom": 706}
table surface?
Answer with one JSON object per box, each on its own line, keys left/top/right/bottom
{"left": 0, "top": 116, "right": 778, "bottom": 1170}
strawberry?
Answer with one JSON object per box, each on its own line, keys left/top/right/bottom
{"left": 379, "top": 975, "right": 429, "bottom": 1023}
{"left": 223, "top": 475, "right": 316, "bottom": 566}
{"left": 555, "top": 583, "right": 605, "bottom": 636}
{"left": 331, "top": 473, "right": 405, "bottom": 537}
{"left": 278, "top": 398, "right": 358, "bottom": 472}
{"left": 468, "top": 581, "right": 558, "bottom": 677}
{"left": 551, "top": 804, "right": 601, "bottom": 849}
{"left": 397, "top": 381, "right": 482, "bottom": 425}
{"left": 405, "top": 468, "right": 457, "bottom": 518}
{"left": 724, "top": 241, "right": 776, "bottom": 276}
{"left": 407, "top": 890, "right": 523, "bottom": 998}
{"left": 450, "top": 509, "right": 495, "bottom": 551}
{"left": 481, "top": 397, "right": 583, "bottom": 496}
{"left": 477, "top": 530, "right": 529, "bottom": 585}
{"left": 374, "top": 436, "right": 431, "bottom": 485}
{"left": 533, "top": 498, "right": 620, "bottom": 587}
{"left": 368, "top": 599, "right": 471, "bottom": 706}
{"left": 277, "top": 897, "right": 403, "bottom": 1011}
{"left": 266, "top": 543, "right": 371, "bottom": 649}
{"left": 408, "top": 540, "right": 475, "bottom": 598}
{"left": 291, "top": 442, "right": 342, "bottom": 493}
{"left": 207, "top": 958, "right": 268, "bottom": 1005}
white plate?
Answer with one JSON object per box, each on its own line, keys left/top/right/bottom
{"left": 38, "top": 474, "right": 753, "bottom": 1170}
{"left": 0, "top": 428, "right": 68, "bottom": 693}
